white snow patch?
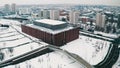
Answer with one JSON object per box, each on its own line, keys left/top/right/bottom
{"left": 61, "top": 35, "right": 111, "bottom": 65}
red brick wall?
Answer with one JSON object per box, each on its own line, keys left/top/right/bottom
{"left": 65, "top": 27, "right": 79, "bottom": 43}
{"left": 21, "top": 25, "right": 79, "bottom": 46}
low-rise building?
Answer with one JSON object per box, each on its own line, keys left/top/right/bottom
{"left": 21, "top": 19, "right": 79, "bottom": 46}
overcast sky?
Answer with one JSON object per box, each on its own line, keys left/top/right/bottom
{"left": 0, "top": 0, "right": 120, "bottom": 6}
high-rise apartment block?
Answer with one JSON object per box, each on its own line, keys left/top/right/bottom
{"left": 4, "top": 3, "right": 17, "bottom": 14}
{"left": 18, "top": 8, "right": 31, "bottom": 15}
{"left": 4, "top": 4, "right": 10, "bottom": 14}
{"left": 39, "top": 9, "right": 59, "bottom": 20}
{"left": 101, "top": 15, "right": 106, "bottom": 28}
{"left": 50, "top": 10, "right": 59, "bottom": 20}
{"left": 96, "top": 13, "right": 106, "bottom": 28}
{"left": 69, "top": 11, "right": 80, "bottom": 24}
{"left": 43, "top": 9, "right": 50, "bottom": 19}
{"left": 11, "top": 3, "right": 16, "bottom": 13}
{"left": 38, "top": 9, "right": 50, "bottom": 19}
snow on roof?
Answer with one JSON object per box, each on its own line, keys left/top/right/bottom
{"left": 4, "top": 14, "right": 22, "bottom": 18}
{"left": 27, "top": 24, "right": 73, "bottom": 34}
{"left": 35, "top": 19, "right": 66, "bottom": 26}
{"left": 80, "top": 16, "right": 89, "bottom": 18}
{"left": 105, "top": 11, "right": 112, "bottom": 14}
{"left": 94, "top": 31, "right": 118, "bottom": 38}
{"left": 0, "top": 19, "right": 21, "bottom": 25}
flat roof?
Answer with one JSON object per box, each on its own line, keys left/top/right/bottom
{"left": 27, "top": 24, "right": 73, "bottom": 34}
{"left": 35, "top": 19, "right": 66, "bottom": 26}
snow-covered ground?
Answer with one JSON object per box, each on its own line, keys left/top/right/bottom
{"left": 61, "top": 35, "right": 111, "bottom": 65}
{"left": 0, "top": 24, "right": 47, "bottom": 62}
{"left": 4, "top": 51, "right": 86, "bottom": 68}
{"left": 0, "top": 19, "right": 119, "bottom": 68}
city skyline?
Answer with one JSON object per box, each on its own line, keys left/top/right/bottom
{"left": 0, "top": 0, "right": 120, "bottom": 6}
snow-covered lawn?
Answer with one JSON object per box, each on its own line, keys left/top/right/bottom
{"left": 61, "top": 35, "right": 111, "bottom": 65}
{"left": 4, "top": 51, "right": 85, "bottom": 68}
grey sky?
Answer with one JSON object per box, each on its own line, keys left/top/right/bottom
{"left": 0, "top": 0, "right": 120, "bottom": 6}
